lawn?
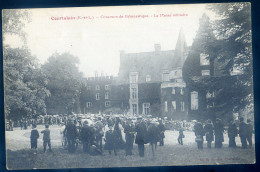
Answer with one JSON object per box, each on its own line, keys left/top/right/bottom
{"left": 5, "top": 125, "right": 255, "bottom": 170}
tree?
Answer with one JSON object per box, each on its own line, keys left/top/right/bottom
{"left": 3, "top": 9, "right": 50, "bottom": 120}
{"left": 4, "top": 47, "right": 50, "bottom": 120}
{"left": 42, "top": 53, "right": 83, "bottom": 115}
{"left": 2, "top": 9, "right": 31, "bottom": 43}
{"left": 206, "top": 3, "right": 253, "bottom": 116}
{"left": 183, "top": 3, "right": 253, "bottom": 121}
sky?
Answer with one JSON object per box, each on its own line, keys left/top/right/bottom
{"left": 4, "top": 4, "right": 215, "bottom": 77}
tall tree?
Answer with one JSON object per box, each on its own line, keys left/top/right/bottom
{"left": 4, "top": 47, "right": 50, "bottom": 120}
{"left": 42, "top": 53, "right": 83, "bottom": 115}
{"left": 3, "top": 9, "right": 50, "bottom": 120}
{"left": 183, "top": 5, "right": 253, "bottom": 122}
{"left": 207, "top": 3, "right": 253, "bottom": 115}
{"left": 2, "top": 9, "right": 31, "bottom": 43}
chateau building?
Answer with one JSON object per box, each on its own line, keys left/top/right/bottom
{"left": 80, "top": 29, "right": 189, "bottom": 119}
{"left": 80, "top": 76, "right": 114, "bottom": 114}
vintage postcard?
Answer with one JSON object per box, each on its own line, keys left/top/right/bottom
{"left": 2, "top": 2, "right": 254, "bottom": 170}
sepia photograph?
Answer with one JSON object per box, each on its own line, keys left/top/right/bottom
{"left": 2, "top": 2, "right": 255, "bottom": 169}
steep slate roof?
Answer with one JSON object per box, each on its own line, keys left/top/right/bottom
{"left": 117, "top": 29, "right": 187, "bottom": 84}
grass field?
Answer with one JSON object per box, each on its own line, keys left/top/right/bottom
{"left": 5, "top": 125, "right": 255, "bottom": 169}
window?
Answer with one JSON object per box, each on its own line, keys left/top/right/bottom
{"left": 201, "top": 70, "right": 210, "bottom": 76}
{"left": 146, "top": 75, "right": 151, "bottom": 82}
{"left": 131, "top": 88, "right": 137, "bottom": 99}
{"left": 105, "top": 101, "right": 110, "bottom": 107}
{"left": 200, "top": 53, "right": 210, "bottom": 66}
{"left": 180, "top": 101, "right": 185, "bottom": 112}
{"left": 165, "top": 101, "right": 168, "bottom": 112}
{"left": 87, "top": 86, "right": 91, "bottom": 90}
{"left": 191, "top": 91, "right": 198, "bottom": 110}
{"left": 132, "top": 104, "right": 137, "bottom": 115}
{"left": 172, "top": 88, "right": 176, "bottom": 94}
{"left": 96, "top": 85, "right": 100, "bottom": 90}
{"left": 162, "top": 73, "right": 170, "bottom": 82}
{"left": 105, "top": 92, "right": 109, "bottom": 99}
{"left": 142, "top": 103, "right": 150, "bottom": 115}
{"left": 86, "top": 102, "right": 92, "bottom": 108}
{"left": 96, "top": 93, "right": 100, "bottom": 100}
{"left": 130, "top": 75, "right": 137, "bottom": 83}
{"left": 172, "top": 101, "right": 176, "bottom": 111}
{"left": 105, "top": 85, "right": 110, "bottom": 90}
{"left": 180, "top": 88, "right": 184, "bottom": 95}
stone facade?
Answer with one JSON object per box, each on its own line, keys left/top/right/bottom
{"left": 80, "top": 29, "right": 189, "bottom": 118}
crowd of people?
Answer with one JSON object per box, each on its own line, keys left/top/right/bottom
{"left": 6, "top": 113, "right": 254, "bottom": 157}
{"left": 28, "top": 114, "right": 166, "bottom": 157}
{"left": 194, "top": 117, "right": 253, "bottom": 149}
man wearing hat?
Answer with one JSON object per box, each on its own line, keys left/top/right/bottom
{"left": 64, "top": 119, "right": 78, "bottom": 153}
{"left": 204, "top": 120, "right": 214, "bottom": 148}
{"left": 239, "top": 117, "right": 248, "bottom": 148}
{"left": 135, "top": 117, "right": 147, "bottom": 157}
{"left": 124, "top": 118, "right": 135, "bottom": 156}
{"left": 95, "top": 121, "right": 104, "bottom": 153}
{"left": 228, "top": 119, "right": 238, "bottom": 148}
{"left": 194, "top": 121, "right": 204, "bottom": 149}
{"left": 147, "top": 120, "right": 160, "bottom": 158}
{"left": 80, "top": 120, "right": 95, "bottom": 153}
{"left": 158, "top": 119, "right": 166, "bottom": 146}
{"left": 214, "top": 118, "right": 224, "bottom": 148}
{"left": 30, "top": 124, "right": 39, "bottom": 154}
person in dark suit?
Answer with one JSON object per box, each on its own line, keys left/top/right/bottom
{"left": 95, "top": 121, "right": 104, "bottom": 153}
{"left": 104, "top": 124, "right": 114, "bottom": 155}
{"left": 214, "top": 118, "right": 224, "bottom": 148}
{"left": 147, "top": 120, "right": 160, "bottom": 157}
{"left": 124, "top": 119, "right": 135, "bottom": 156}
{"left": 194, "top": 121, "right": 204, "bottom": 149}
{"left": 135, "top": 117, "right": 147, "bottom": 157}
{"left": 246, "top": 119, "right": 253, "bottom": 148}
{"left": 64, "top": 119, "right": 78, "bottom": 153}
{"left": 41, "top": 124, "right": 52, "bottom": 152}
{"left": 158, "top": 119, "right": 166, "bottom": 146}
{"left": 80, "top": 120, "right": 95, "bottom": 153}
{"left": 228, "top": 120, "right": 238, "bottom": 148}
{"left": 112, "top": 117, "right": 125, "bottom": 155}
{"left": 178, "top": 127, "right": 185, "bottom": 145}
{"left": 30, "top": 124, "right": 39, "bottom": 154}
{"left": 204, "top": 120, "right": 214, "bottom": 148}
{"left": 239, "top": 117, "right": 248, "bottom": 149}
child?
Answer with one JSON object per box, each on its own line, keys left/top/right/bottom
{"left": 30, "top": 124, "right": 39, "bottom": 154}
{"left": 178, "top": 127, "right": 185, "bottom": 145}
{"left": 41, "top": 124, "right": 52, "bottom": 152}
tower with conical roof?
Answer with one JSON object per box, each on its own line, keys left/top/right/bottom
{"left": 174, "top": 28, "right": 188, "bottom": 67}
